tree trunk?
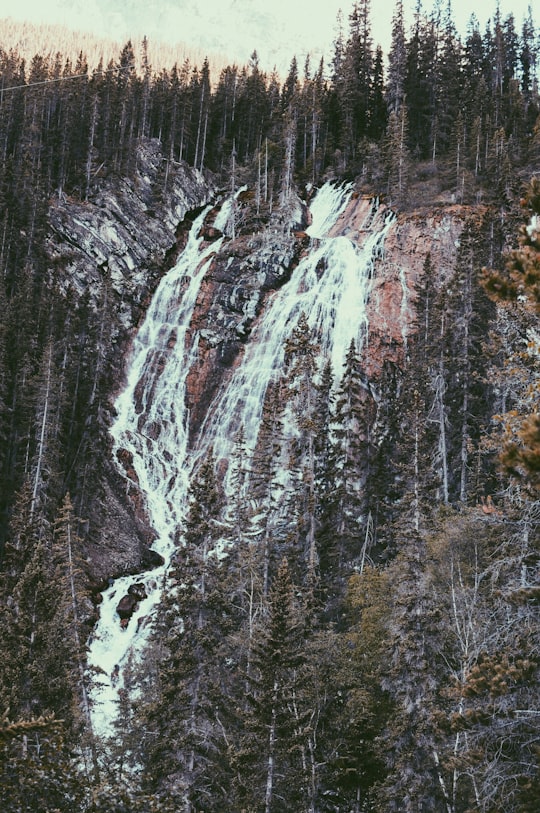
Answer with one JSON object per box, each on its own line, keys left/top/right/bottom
{"left": 264, "top": 681, "right": 278, "bottom": 813}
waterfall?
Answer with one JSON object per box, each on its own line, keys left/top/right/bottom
{"left": 87, "top": 184, "right": 394, "bottom": 739}
{"left": 198, "top": 186, "right": 395, "bottom": 472}
{"left": 87, "top": 201, "right": 231, "bottom": 738}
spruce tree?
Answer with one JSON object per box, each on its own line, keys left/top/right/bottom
{"left": 331, "top": 339, "right": 375, "bottom": 571}
{"left": 386, "top": 0, "right": 407, "bottom": 115}
{"left": 377, "top": 530, "right": 451, "bottom": 812}
{"left": 139, "top": 452, "right": 233, "bottom": 811}
{"left": 235, "top": 558, "right": 311, "bottom": 813}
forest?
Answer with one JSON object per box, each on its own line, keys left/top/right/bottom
{"left": 0, "top": 0, "right": 539, "bottom": 811}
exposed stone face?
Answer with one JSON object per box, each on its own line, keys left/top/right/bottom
{"left": 163, "top": 190, "right": 473, "bottom": 448}
{"left": 44, "top": 140, "right": 216, "bottom": 587}
{"left": 46, "top": 138, "right": 217, "bottom": 332}
{"left": 47, "top": 164, "right": 478, "bottom": 586}
{"left": 329, "top": 193, "right": 471, "bottom": 375}
{"left": 184, "top": 222, "right": 303, "bottom": 439}
{"left": 365, "top": 206, "right": 471, "bottom": 375}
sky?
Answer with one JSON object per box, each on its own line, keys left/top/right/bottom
{"left": 0, "top": 0, "right": 536, "bottom": 73}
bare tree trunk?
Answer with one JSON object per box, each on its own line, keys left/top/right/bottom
{"left": 193, "top": 83, "right": 205, "bottom": 170}
{"left": 264, "top": 681, "right": 278, "bottom": 813}
{"left": 31, "top": 343, "right": 53, "bottom": 522}
{"left": 459, "top": 271, "right": 472, "bottom": 503}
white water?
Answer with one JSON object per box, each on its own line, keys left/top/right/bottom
{"left": 87, "top": 184, "right": 394, "bottom": 739}
{"left": 198, "top": 186, "right": 395, "bottom": 469}
{"left": 87, "top": 201, "right": 232, "bottom": 738}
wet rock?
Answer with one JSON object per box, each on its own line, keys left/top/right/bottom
{"left": 44, "top": 139, "right": 216, "bottom": 586}
{"left": 116, "top": 582, "right": 148, "bottom": 621}
{"left": 128, "top": 582, "right": 148, "bottom": 601}
{"left": 116, "top": 593, "right": 139, "bottom": 619}
{"left": 141, "top": 548, "right": 165, "bottom": 569}
{"left": 47, "top": 138, "right": 217, "bottom": 331}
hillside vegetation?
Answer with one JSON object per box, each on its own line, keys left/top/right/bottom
{"left": 0, "top": 2, "right": 538, "bottom": 811}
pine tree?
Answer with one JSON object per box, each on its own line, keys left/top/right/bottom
{"left": 0, "top": 713, "right": 87, "bottom": 813}
{"left": 340, "top": 0, "right": 374, "bottom": 162}
{"left": 27, "top": 338, "right": 63, "bottom": 526}
{"left": 384, "top": 105, "right": 410, "bottom": 206}
{"left": 52, "top": 494, "right": 93, "bottom": 730}
{"left": 249, "top": 378, "right": 287, "bottom": 597}
{"left": 319, "top": 566, "right": 392, "bottom": 811}
{"left": 386, "top": 0, "right": 407, "bottom": 116}
{"left": 444, "top": 218, "right": 496, "bottom": 503}
{"left": 139, "top": 451, "right": 233, "bottom": 811}
{"left": 282, "top": 312, "right": 329, "bottom": 581}
{"left": 405, "top": 4, "right": 438, "bottom": 159}
{"left": 426, "top": 507, "right": 539, "bottom": 813}
{"left": 330, "top": 339, "right": 375, "bottom": 571}
{"left": 482, "top": 177, "right": 540, "bottom": 493}
{"left": 377, "top": 530, "right": 451, "bottom": 812}
{"left": 235, "top": 558, "right": 311, "bottom": 813}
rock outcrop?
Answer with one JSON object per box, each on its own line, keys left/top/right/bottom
{"left": 44, "top": 139, "right": 217, "bottom": 586}
{"left": 183, "top": 192, "right": 472, "bottom": 442}
{"left": 47, "top": 138, "right": 217, "bottom": 332}
{"left": 185, "top": 210, "right": 304, "bottom": 438}
{"left": 46, "top": 163, "right": 476, "bottom": 586}
{"left": 331, "top": 195, "right": 471, "bottom": 376}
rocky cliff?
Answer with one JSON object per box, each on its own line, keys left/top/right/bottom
{"left": 45, "top": 164, "right": 473, "bottom": 587}
{"left": 47, "top": 139, "right": 217, "bottom": 332}
{"left": 44, "top": 140, "right": 218, "bottom": 587}
{"left": 183, "top": 191, "right": 471, "bottom": 442}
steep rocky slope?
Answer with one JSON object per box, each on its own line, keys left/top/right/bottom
{"left": 44, "top": 140, "right": 217, "bottom": 585}
{"left": 182, "top": 192, "right": 471, "bottom": 442}
{"left": 47, "top": 139, "right": 217, "bottom": 330}
{"left": 45, "top": 163, "right": 473, "bottom": 587}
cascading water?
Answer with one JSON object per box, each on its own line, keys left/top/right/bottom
{"left": 198, "top": 186, "right": 395, "bottom": 471}
{"left": 86, "top": 183, "right": 395, "bottom": 740}
{"left": 87, "top": 200, "right": 233, "bottom": 738}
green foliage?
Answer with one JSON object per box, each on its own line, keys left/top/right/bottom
{"left": 0, "top": 6, "right": 538, "bottom": 811}
{"left": 483, "top": 177, "right": 540, "bottom": 493}
{"left": 0, "top": 719, "right": 88, "bottom": 813}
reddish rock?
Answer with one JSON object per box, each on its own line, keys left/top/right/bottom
{"left": 330, "top": 195, "right": 472, "bottom": 378}
{"left": 198, "top": 224, "right": 223, "bottom": 241}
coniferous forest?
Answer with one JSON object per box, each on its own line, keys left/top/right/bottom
{"left": 0, "top": 1, "right": 539, "bottom": 811}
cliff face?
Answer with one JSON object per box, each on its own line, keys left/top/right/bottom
{"left": 45, "top": 171, "right": 473, "bottom": 586}
{"left": 182, "top": 193, "right": 471, "bottom": 441}
{"left": 47, "top": 138, "right": 217, "bottom": 333}
{"left": 44, "top": 140, "right": 217, "bottom": 586}
{"left": 184, "top": 203, "right": 306, "bottom": 439}
{"left": 361, "top": 203, "right": 470, "bottom": 375}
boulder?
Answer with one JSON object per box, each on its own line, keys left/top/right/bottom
{"left": 116, "top": 593, "right": 139, "bottom": 619}
{"left": 128, "top": 582, "right": 148, "bottom": 601}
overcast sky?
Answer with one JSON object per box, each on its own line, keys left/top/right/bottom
{"left": 0, "top": 0, "right": 536, "bottom": 73}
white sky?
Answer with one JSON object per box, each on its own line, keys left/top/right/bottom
{"left": 0, "top": 0, "right": 536, "bottom": 72}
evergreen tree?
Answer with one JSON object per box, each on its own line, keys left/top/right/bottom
{"left": 340, "top": 0, "right": 374, "bottom": 161}
{"left": 234, "top": 558, "right": 311, "bottom": 813}
{"left": 384, "top": 105, "right": 410, "bottom": 206}
{"left": 443, "top": 218, "right": 496, "bottom": 503}
{"left": 249, "top": 379, "right": 287, "bottom": 597}
{"left": 405, "top": 4, "right": 438, "bottom": 159}
{"left": 377, "top": 530, "right": 451, "bottom": 812}
{"left": 482, "top": 177, "right": 540, "bottom": 494}
{"left": 386, "top": 0, "right": 407, "bottom": 115}
{"left": 330, "top": 565, "right": 392, "bottom": 810}
{"left": 0, "top": 714, "right": 87, "bottom": 813}
{"left": 282, "top": 312, "right": 329, "bottom": 581}
{"left": 330, "top": 339, "right": 376, "bottom": 571}
{"left": 139, "top": 452, "right": 233, "bottom": 811}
